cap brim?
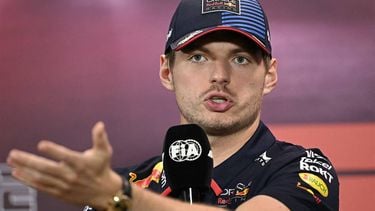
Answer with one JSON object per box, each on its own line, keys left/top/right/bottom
{"left": 171, "top": 26, "right": 271, "bottom": 55}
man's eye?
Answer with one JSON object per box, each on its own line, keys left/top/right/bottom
{"left": 189, "top": 54, "right": 207, "bottom": 63}
{"left": 234, "top": 56, "right": 249, "bottom": 64}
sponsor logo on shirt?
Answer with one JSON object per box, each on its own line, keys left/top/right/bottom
{"left": 299, "top": 173, "right": 329, "bottom": 197}
{"left": 217, "top": 181, "right": 252, "bottom": 206}
{"left": 300, "top": 157, "right": 332, "bottom": 170}
{"left": 254, "top": 151, "right": 272, "bottom": 166}
{"left": 305, "top": 150, "right": 329, "bottom": 163}
{"left": 299, "top": 150, "right": 334, "bottom": 183}
{"left": 129, "top": 162, "right": 163, "bottom": 188}
{"left": 296, "top": 182, "right": 322, "bottom": 204}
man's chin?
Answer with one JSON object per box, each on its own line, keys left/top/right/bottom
{"left": 195, "top": 115, "right": 258, "bottom": 136}
{"left": 199, "top": 121, "right": 242, "bottom": 136}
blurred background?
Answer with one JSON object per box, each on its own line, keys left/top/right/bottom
{"left": 0, "top": 0, "right": 374, "bottom": 210}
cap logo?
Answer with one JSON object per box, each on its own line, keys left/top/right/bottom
{"left": 202, "top": 0, "right": 240, "bottom": 15}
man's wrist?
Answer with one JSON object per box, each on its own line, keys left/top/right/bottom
{"left": 108, "top": 177, "right": 132, "bottom": 211}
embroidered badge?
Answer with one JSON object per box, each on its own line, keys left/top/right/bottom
{"left": 202, "top": 0, "right": 241, "bottom": 15}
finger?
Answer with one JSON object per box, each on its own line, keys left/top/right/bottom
{"left": 7, "top": 149, "right": 75, "bottom": 179}
{"left": 12, "top": 166, "right": 71, "bottom": 198}
{"left": 12, "top": 166, "right": 64, "bottom": 189}
{"left": 8, "top": 149, "right": 56, "bottom": 171}
{"left": 37, "top": 140, "right": 82, "bottom": 168}
{"left": 92, "top": 121, "right": 112, "bottom": 154}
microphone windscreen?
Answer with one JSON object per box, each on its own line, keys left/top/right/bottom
{"left": 163, "top": 124, "right": 213, "bottom": 193}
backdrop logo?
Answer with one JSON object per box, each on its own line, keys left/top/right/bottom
{"left": 169, "top": 139, "right": 202, "bottom": 162}
{"left": 0, "top": 164, "right": 37, "bottom": 211}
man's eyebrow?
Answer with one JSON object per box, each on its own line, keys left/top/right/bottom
{"left": 182, "top": 45, "right": 210, "bottom": 54}
{"left": 230, "top": 48, "right": 254, "bottom": 54}
{"left": 181, "top": 42, "right": 258, "bottom": 58}
{"left": 183, "top": 45, "right": 252, "bottom": 54}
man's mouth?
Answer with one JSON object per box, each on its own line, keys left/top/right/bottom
{"left": 204, "top": 94, "right": 233, "bottom": 112}
{"left": 210, "top": 96, "right": 228, "bottom": 104}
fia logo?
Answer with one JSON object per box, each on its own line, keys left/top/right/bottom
{"left": 255, "top": 151, "right": 272, "bottom": 166}
{"left": 169, "top": 139, "right": 202, "bottom": 162}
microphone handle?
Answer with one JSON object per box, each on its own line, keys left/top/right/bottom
{"left": 179, "top": 188, "right": 205, "bottom": 204}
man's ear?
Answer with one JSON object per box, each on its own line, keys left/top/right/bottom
{"left": 159, "top": 55, "right": 175, "bottom": 91}
{"left": 263, "top": 58, "right": 278, "bottom": 95}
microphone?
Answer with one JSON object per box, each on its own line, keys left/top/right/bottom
{"left": 162, "top": 124, "right": 213, "bottom": 204}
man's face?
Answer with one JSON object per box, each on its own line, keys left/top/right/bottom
{"left": 160, "top": 32, "right": 277, "bottom": 136}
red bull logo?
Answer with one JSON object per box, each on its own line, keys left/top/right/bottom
{"left": 296, "top": 182, "right": 322, "bottom": 204}
{"left": 130, "top": 162, "right": 163, "bottom": 188}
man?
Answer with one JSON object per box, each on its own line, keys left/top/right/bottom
{"left": 7, "top": 0, "right": 339, "bottom": 210}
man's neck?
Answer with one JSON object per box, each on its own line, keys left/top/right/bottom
{"left": 207, "top": 119, "right": 260, "bottom": 167}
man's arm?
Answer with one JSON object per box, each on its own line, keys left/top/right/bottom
{"left": 7, "top": 122, "right": 122, "bottom": 210}
{"left": 7, "top": 122, "right": 289, "bottom": 211}
{"left": 126, "top": 185, "right": 289, "bottom": 211}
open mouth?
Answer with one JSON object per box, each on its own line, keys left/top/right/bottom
{"left": 204, "top": 94, "right": 233, "bottom": 112}
{"left": 210, "top": 96, "right": 228, "bottom": 104}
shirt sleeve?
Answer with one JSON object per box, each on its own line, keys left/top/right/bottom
{"left": 258, "top": 148, "right": 339, "bottom": 211}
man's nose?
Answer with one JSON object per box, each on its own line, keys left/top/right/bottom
{"left": 209, "top": 62, "right": 231, "bottom": 86}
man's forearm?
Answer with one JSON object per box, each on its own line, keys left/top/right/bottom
{"left": 125, "top": 185, "right": 227, "bottom": 211}
{"left": 107, "top": 184, "right": 289, "bottom": 211}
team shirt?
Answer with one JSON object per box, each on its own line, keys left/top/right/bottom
{"left": 85, "top": 122, "right": 339, "bottom": 211}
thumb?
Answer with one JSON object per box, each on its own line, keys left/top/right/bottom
{"left": 92, "top": 121, "right": 112, "bottom": 154}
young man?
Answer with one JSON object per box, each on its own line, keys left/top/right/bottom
{"left": 7, "top": 0, "right": 339, "bottom": 210}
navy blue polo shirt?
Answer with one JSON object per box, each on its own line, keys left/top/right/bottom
{"left": 85, "top": 122, "right": 339, "bottom": 211}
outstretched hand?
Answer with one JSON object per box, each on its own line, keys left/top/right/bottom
{"left": 6, "top": 122, "right": 122, "bottom": 210}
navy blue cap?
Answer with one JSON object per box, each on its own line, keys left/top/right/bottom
{"left": 165, "top": 0, "right": 272, "bottom": 55}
